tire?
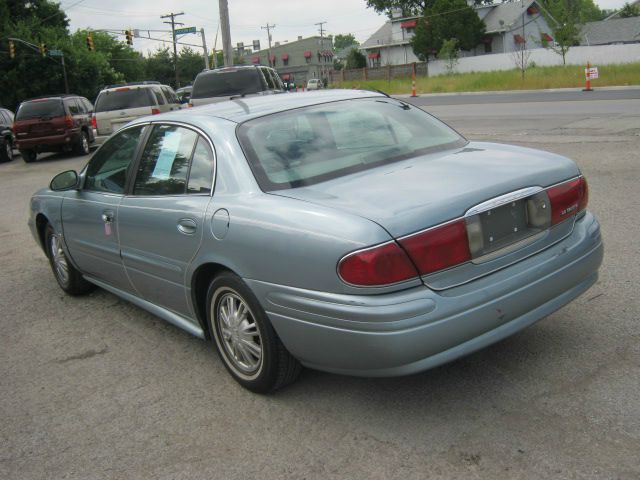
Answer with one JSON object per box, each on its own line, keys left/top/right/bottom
{"left": 74, "top": 131, "right": 90, "bottom": 156}
{"left": 0, "top": 139, "right": 12, "bottom": 162}
{"left": 207, "top": 272, "right": 301, "bottom": 393}
{"left": 20, "top": 149, "right": 36, "bottom": 163}
{"left": 45, "top": 224, "right": 95, "bottom": 295}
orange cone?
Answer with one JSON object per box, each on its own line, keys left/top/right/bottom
{"left": 583, "top": 62, "right": 593, "bottom": 92}
{"left": 411, "top": 62, "right": 418, "bottom": 97}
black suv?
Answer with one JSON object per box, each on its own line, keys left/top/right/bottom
{"left": 190, "top": 65, "right": 285, "bottom": 106}
{"left": 13, "top": 94, "right": 95, "bottom": 163}
{"left": 0, "top": 108, "right": 15, "bottom": 162}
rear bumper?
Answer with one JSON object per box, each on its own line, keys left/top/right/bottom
{"left": 15, "top": 132, "right": 77, "bottom": 151}
{"left": 246, "top": 211, "right": 603, "bottom": 377}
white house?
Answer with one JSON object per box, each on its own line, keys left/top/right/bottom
{"left": 360, "top": 1, "right": 557, "bottom": 67}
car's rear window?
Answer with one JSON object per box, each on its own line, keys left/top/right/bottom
{"left": 191, "top": 69, "right": 261, "bottom": 98}
{"left": 16, "top": 99, "right": 64, "bottom": 120}
{"left": 94, "top": 88, "right": 154, "bottom": 112}
{"left": 237, "top": 98, "right": 466, "bottom": 191}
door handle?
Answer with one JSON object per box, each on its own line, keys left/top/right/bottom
{"left": 101, "top": 211, "right": 114, "bottom": 223}
{"left": 177, "top": 218, "right": 197, "bottom": 235}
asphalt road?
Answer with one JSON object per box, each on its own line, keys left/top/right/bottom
{"left": 1, "top": 95, "right": 639, "bottom": 479}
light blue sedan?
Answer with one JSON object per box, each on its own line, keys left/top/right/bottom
{"left": 28, "top": 90, "right": 603, "bottom": 392}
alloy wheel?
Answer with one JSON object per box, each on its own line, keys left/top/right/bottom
{"left": 49, "top": 234, "right": 69, "bottom": 285}
{"left": 216, "top": 291, "right": 263, "bottom": 375}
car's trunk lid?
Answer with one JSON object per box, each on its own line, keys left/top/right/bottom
{"left": 274, "top": 142, "right": 581, "bottom": 289}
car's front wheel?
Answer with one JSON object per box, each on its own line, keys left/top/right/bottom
{"left": 75, "top": 131, "right": 90, "bottom": 156}
{"left": 20, "top": 149, "right": 36, "bottom": 163}
{"left": 45, "top": 224, "right": 95, "bottom": 295}
{"left": 1, "top": 139, "right": 13, "bottom": 162}
{"left": 207, "top": 272, "right": 301, "bottom": 393}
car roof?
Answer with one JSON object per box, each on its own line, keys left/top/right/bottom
{"left": 146, "top": 89, "right": 385, "bottom": 125}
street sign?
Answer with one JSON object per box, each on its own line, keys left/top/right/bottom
{"left": 49, "top": 49, "right": 63, "bottom": 57}
{"left": 175, "top": 26, "right": 197, "bottom": 35}
{"left": 585, "top": 67, "right": 599, "bottom": 79}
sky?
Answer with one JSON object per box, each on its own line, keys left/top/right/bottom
{"left": 63, "top": 0, "right": 632, "bottom": 56}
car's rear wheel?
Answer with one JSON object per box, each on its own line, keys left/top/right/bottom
{"left": 45, "top": 224, "right": 95, "bottom": 295}
{"left": 75, "top": 131, "right": 90, "bottom": 155}
{"left": 20, "top": 149, "right": 36, "bottom": 163}
{"left": 207, "top": 272, "right": 301, "bottom": 393}
{"left": 1, "top": 139, "right": 13, "bottom": 162}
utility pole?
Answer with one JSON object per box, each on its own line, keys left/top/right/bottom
{"left": 261, "top": 23, "right": 275, "bottom": 67}
{"left": 212, "top": 23, "right": 220, "bottom": 68}
{"left": 201, "top": 28, "right": 210, "bottom": 70}
{"left": 218, "top": 0, "right": 233, "bottom": 66}
{"left": 315, "top": 21, "right": 327, "bottom": 82}
{"left": 161, "top": 11, "right": 184, "bottom": 87}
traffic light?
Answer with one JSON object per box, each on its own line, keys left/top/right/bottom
{"left": 125, "top": 30, "right": 133, "bottom": 46}
{"left": 8, "top": 40, "right": 15, "bottom": 59}
{"left": 40, "top": 43, "right": 48, "bottom": 57}
{"left": 86, "top": 32, "right": 95, "bottom": 51}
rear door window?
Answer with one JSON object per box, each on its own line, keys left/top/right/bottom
{"left": 261, "top": 67, "right": 275, "bottom": 89}
{"left": 94, "top": 89, "right": 154, "bottom": 112}
{"left": 161, "top": 86, "right": 179, "bottom": 104}
{"left": 152, "top": 88, "right": 165, "bottom": 105}
{"left": 133, "top": 125, "right": 198, "bottom": 195}
{"left": 16, "top": 99, "right": 64, "bottom": 120}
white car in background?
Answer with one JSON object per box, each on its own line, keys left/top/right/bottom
{"left": 306, "top": 79, "right": 322, "bottom": 90}
{"left": 92, "top": 81, "right": 181, "bottom": 145}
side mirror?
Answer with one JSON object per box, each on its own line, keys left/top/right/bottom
{"left": 50, "top": 170, "right": 79, "bottom": 191}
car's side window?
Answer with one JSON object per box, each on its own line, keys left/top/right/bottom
{"left": 75, "top": 98, "right": 86, "bottom": 114}
{"left": 84, "top": 126, "right": 145, "bottom": 194}
{"left": 133, "top": 125, "right": 198, "bottom": 196}
{"left": 261, "top": 68, "right": 275, "bottom": 89}
{"left": 161, "top": 86, "right": 178, "bottom": 104}
{"left": 66, "top": 99, "right": 80, "bottom": 115}
{"left": 152, "top": 88, "right": 166, "bottom": 105}
{"left": 187, "top": 137, "right": 214, "bottom": 194}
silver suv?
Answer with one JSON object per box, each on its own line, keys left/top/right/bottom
{"left": 190, "top": 66, "right": 285, "bottom": 107}
{"left": 92, "top": 81, "right": 181, "bottom": 145}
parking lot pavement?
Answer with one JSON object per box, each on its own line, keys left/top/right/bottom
{"left": 1, "top": 100, "right": 639, "bottom": 480}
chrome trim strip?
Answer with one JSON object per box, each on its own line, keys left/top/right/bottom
{"left": 465, "top": 186, "right": 544, "bottom": 217}
{"left": 84, "top": 275, "right": 205, "bottom": 339}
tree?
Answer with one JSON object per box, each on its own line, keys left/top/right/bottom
{"left": 145, "top": 48, "right": 174, "bottom": 87}
{"left": 178, "top": 47, "right": 205, "bottom": 84}
{"left": 345, "top": 48, "right": 366, "bottom": 69}
{"left": 438, "top": 39, "right": 459, "bottom": 74}
{"left": 410, "top": 0, "right": 485, "bottom": 61}
{"left": 539, "top": 1, "right": 601, "bottom": 65}
{"left": 333, "top": 34, "right": 359, "bottom": 51}
{"left": 365, "top": 0, "right": 431, "bottom": 16}
{"left": 619, "top": 2, "right": 640, "bottom": 17}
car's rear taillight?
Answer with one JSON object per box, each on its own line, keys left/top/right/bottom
{"left": 91, "top": 115, "right": 97, "bottom": 129}
{"left": 399, "top": 220, "right": 471, "bottom": 276}
{"left": 338, "top": 242, "right": 419, "bottom": 286}
{"left": 151, "top": 108, "right": 161, "bottom": 115}
{"left": 547, "top": 176, "right": 588, "bottom": 225}
{"left": 338, "top": 176, "right": 589, "bottom": 287}
{"left": 64, "top": 115, "right": 73, "bottom": 129}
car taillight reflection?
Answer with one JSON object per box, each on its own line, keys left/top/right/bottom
{"left": 338, "top": 175, "right": 589, "bottom": 287}
{"left": 151, "top": 108, "right": 161, "bottom": 115}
